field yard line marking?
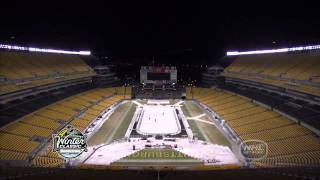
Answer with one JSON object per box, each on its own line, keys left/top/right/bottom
{"left": 186, "top": 113, "right": 206, "bottom": 119}
{"left": 187, "top": 118, "right": 215, "bottom": 125}
{"left": 184, "top": 102, "right": 209, "bottom": 141}
{"left": 105, "top": 102, "right": 133, "bottom": 144}
{"left": 132, "top": 100, "right": 143, "bottom": 107}
{"left": 173, "top": 100, "right": 184, "bottom": 107}
{"left": 189, "top": 101, "right": 215, "bottom": 142}
{"left": 195, "top": 113, "right": 206, "bottom": 119}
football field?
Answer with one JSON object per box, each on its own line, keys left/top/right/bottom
{"left": 80, "top": 99, "right": 237, "bottom": 166}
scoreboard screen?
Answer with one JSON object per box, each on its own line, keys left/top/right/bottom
{"left": 147, "top": 73, "right": 171, "bottom": 80}
{"left": 140, "top": 66, "right": 177, "bottom": 84}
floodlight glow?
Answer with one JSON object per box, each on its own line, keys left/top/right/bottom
{"left": 0, "top": 44, "right": 91, "bottom": 55}
{"left": 0, "top": 44, "right": 28, "bottom": 51}
{"left": 227, "top": 45, "right": 320, "bottom": 56}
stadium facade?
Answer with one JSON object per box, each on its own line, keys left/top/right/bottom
{"left": 0, "top": 44, "right": 320, "bottom": 178}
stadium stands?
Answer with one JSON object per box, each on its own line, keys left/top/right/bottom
{"left": 0, "top": 86, "right": 131, "bottom": 167}
{"left": 187, "top": 87, "right": 320, "bottom": 167}
{"left": 0, "top": 132, "right": 40, "bottom": 153}
{"left": 1, "top": 48, "right": 319, "bottom": 171}
{"left": 0, "top": 149, "right": 29, "bottom": 161}
{"left": 31, "top": 156, "right": 65, "bottom": 168}
{"left": 3, "top": 166, "right": 320, "bottom": 180}
{"left": 218, "top": 82, "right": 320, "bottom": 131}
{"left": 0, "top": 51, "right": 96, "bottom": 95}
{"left": 222, "top": 53, "right": 320, "bottom": 96}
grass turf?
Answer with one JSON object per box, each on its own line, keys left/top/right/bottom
{"left": 182, "top": 101, "right": 231, "bottom": 148}
{"left": 87, "top": 102, "right": 136, "bottom": 146}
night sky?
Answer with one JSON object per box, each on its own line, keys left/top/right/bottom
{"left": 2, "top": 2, "right": 320, "bottom": 66}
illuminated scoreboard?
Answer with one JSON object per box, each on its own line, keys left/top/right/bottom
{"left": 140, "top": 66, "right": 177, "bottom": 84}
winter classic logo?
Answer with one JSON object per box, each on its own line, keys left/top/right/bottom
{"left": 240, "top": 139, "right": 268, "bottom": 161}
{"left": 52, "top": 126, "right": 87, "bottom": 158}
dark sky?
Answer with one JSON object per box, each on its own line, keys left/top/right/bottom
{"left": 2, "top": 1, "right": 320, "bottom": 65}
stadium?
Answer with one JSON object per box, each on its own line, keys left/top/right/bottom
{"left": 1, "top": 3, "right": 320, "bottom": 179}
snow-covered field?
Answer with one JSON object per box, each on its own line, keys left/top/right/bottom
{"left": 137, "top": 105, "right": 180, "bottom": 135}
{"left": 79, "top": 138, "right": 238, "bottom": 166}
{"left": 147, "top": 100, "right": 170, "bottom": 105}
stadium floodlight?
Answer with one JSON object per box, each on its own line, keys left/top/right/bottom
{"left": 0, "top": 44, "right": 91, "bottom": 55}
{"left": 0, "top": 44, "right": 28, "bottom": 51}
{"left": 226, "top": 45, "right": 320, "bottom": 56}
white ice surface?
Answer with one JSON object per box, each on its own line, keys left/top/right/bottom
{"left": 137, "top": 105, "right": 180, "bottom": 135}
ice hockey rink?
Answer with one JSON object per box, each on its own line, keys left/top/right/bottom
{"left": 136, "top": 102, "right": 181, "bottom": 135}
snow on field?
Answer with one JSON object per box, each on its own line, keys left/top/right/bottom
{"left": 137, "top": 105, "right": 180, "bottom": 135}
{"left": 176, "top": 140, "right": 238, "bottom": 165}
{"left": 83, "top": 141, "right": 144, "bottom": 165}
{"left": 80, "top": 138, "right": 238, "bottom": 166}
{"left": 147, "top": 100, "right": 170, "bottom": 105}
